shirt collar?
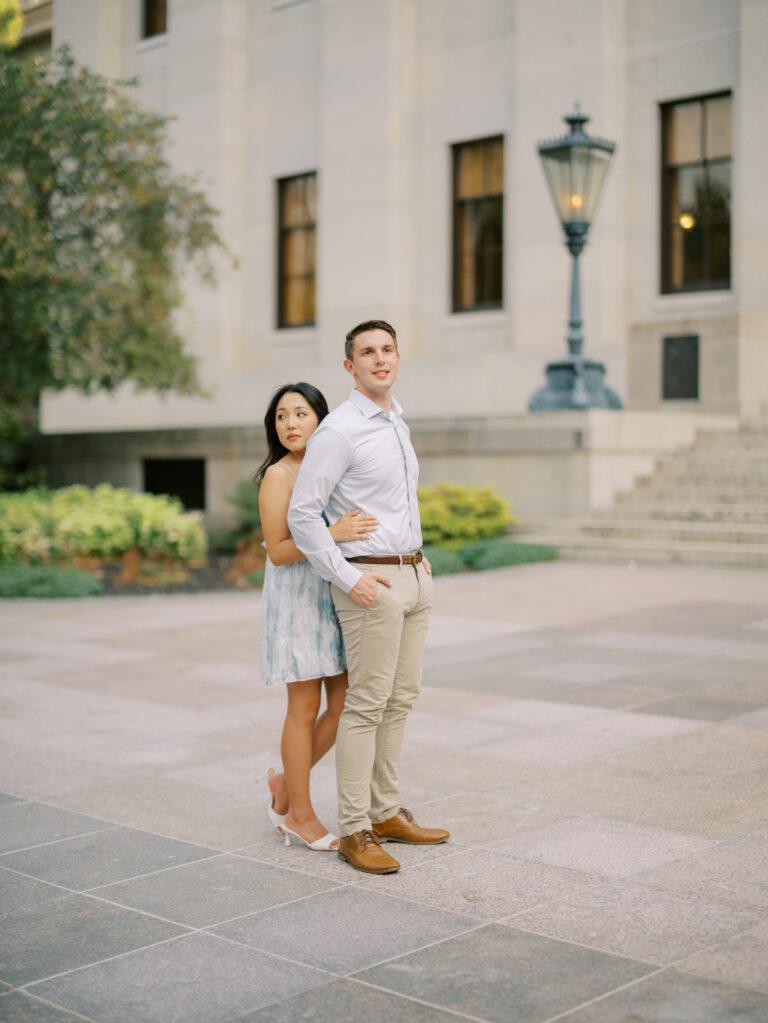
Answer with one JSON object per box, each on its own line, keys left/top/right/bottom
{"left": 349, "top": 388, "right": 403, "bottom": 419}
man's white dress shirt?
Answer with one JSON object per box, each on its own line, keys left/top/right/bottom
{"left": 287, "top": 388, "right": 423, "bottom": 593}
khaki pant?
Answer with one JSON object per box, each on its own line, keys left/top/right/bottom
{"left": 331, "top": 561, "right": 433, "bottom": 836}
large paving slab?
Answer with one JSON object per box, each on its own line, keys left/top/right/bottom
{"left": 211, "top": 886, "right": 480, "bottom": 974}
{"left": 1, "top": 563, "right": 768, "bottom": 1021}
{"left": 27, "top": 933, "right": 329, "bottom": 1023}
{"left": 354, "top": 923, "right": 654, "bottom": 1023}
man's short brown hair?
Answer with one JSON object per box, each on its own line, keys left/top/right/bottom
{"left": 344, "top": 319, "right": 397, "bottom": 360}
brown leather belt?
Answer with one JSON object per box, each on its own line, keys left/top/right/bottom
{"left": 349, "top": 551, "right": 423, "bottom": 566}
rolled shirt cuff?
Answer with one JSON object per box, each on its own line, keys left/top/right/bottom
{"left": 333, "top": 561, "right": 364, "bottom": 594}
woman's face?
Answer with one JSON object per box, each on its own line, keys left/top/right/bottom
{"left": 274, "top": 391, "right": 319, "bottom": 455}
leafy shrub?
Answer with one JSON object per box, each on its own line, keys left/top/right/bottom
{"left": 247, "top": 569, "right": 265, "bottom": 588}
{"left": 460, "top": 538, "right": 558, "bottom": 572}
{"left": 418, "top": 483, "right": 514, "bottom": 548}
{"left": 0, "top": 485, "right": 206, "bottom": 565}
{"left": 0, "top": 564, "right": 104, "bottom": 599}
{"left": 207, "top": 525, "right": 240, "bottom": 553}
{"left": 422, "top": 545, "right": 466, "bottom": 577}
{"left": 228, "top": 478, "right": 261, "bottom": 536}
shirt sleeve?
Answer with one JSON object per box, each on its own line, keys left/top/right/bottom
{"left": 287, "top": 425, "right": 363, "bottom": 593}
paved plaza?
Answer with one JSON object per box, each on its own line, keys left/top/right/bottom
{"left": 1, "top": 561, "right": 767, "bottom": 1022}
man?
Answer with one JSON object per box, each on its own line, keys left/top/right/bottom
{"left": 288, "top": 319, "right": 449, "bottom": 874}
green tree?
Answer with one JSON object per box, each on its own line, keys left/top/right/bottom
{"left": 0, "top": 45, "right": 229, "bottom": 449}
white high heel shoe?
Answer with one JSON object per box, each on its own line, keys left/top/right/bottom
{"left": 266, "top": 768, "right": 286, "bottom": 835}
{"left": 283, "top": 824, "right": 339, "bottom": 852}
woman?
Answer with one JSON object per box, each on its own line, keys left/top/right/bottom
{"left": 257, "top": 383, "right": 377, "bottom": 851}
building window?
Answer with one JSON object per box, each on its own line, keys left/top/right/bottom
{"left": 142, "top": 0, "right": 167, "bottom": 39}
{"left": 662, "top": 334, "right": 699, "bottom": 400}
{"left": 277, "top": 172, "right": 316, "bottom": 328}
{"left": 661, "top": 93, "right": 731, "bottom": 293}
{"left": 452, "top": 136, "right": 504, "bottom": 313}
{"left": 143, "top": 458, "right": 205, "bottom": 510}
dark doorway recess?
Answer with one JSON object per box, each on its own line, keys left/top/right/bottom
{"left": 143, "top": 458, "right": 206, "bottom": 510}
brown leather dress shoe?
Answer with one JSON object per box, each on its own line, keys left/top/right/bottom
{"left": 337, "top": 829, "right": 401, "bottom": 874}
{"left": 372, "top": 807, "right": 450, "bottom": 845}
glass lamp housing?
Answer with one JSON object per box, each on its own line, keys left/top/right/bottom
{"left": 539, "top": 110, "right": 615, "bottom": 228}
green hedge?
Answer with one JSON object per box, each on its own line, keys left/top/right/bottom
{"left": 0, "top": 564, "right": 104, "bottom": 598}
{"left": 418, "top": 483, "right": 515, "bottom": 548}
{"left": 0, "top": 485, "right": 206, "bottom": 564}
{"left": 422, "top": 544, "right": 466, "bottom": 577}
{"left": 460, "top": 538, "right": 558, "bottom": 572}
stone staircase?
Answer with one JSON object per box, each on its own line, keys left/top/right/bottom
{"left": 517, "top": 421, "right": 768, "bottom": 567}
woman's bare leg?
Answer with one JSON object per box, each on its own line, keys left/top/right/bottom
{"left": 269, "top": 672, "right": 348, "bottom": 819}
{"left": 280, "top": 678, "right": 337, "bottom": 844}
{"left": 310, "top": 671, "right": 348, "bottom": 764}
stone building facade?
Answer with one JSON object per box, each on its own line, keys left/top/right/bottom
{"left": 28, "top": 0, "right": 767, "bottom": 524}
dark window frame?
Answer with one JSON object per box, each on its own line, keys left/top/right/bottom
{"left": 141, "top": 0, "right": 168, "bottom": 39}
{"left": 276, "top": 171, "right": 317, "bottom": 330}
{"left": 451, "top": 135, "right": 504, "bottom": 314}
{"left": 660, "top": 91, "right": 732, "bottom": 295}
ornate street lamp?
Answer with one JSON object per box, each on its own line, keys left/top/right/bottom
{"left": 529, "top": 106, "right": 622, "bottom": 410}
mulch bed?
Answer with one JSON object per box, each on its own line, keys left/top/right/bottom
{"left": 95, "top": 534, "right": 268, "bottom": 596}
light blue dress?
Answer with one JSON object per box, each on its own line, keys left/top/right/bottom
{"left": 260, "top": 463, "right": 346, "bottom": 686}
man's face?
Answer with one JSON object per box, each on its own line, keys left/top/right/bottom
{"left": 344, "top": 329, "right": 400, "bottom": 399}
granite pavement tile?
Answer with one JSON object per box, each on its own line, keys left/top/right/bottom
{"left": 511, "top": 680, "right": 666, "bottom": 710}
{"left": 0, "top": 827, "right": 217, "bottom": 891}
{"left": 354, "top": 923, "right": 654, "bottom": 1023}
{"left": 0, "top": 744, "right": 141, "bottom": 802}
{"left": 507, "top": 878, "right": 763, "bottom": 964}
{"left": 117, "top": 801, "right": 266, "bottom": 852}
{"left": 490, "top": 818, "right": 717, "bottom": 878}
{"left": 0, "top": 991, "right": 88, "bottom": 1022}
{"left": 556, "top": 969, "right": 768, "bottom": 1022}
{"left": 211, "top": 886, "right": 480, "bottom": 975}
{"left": 606, "top": 780, "right": 768, "bottom": 839}
{"left": 358, "top": 847, "right": 602, "bottom": 919}
{"left": 0, "top": 795, "right": 26, "bottom": 809}
{"left": 574, "top": 630, "right": 768, "bottom": 662}
{"left": 91, "top": 854, "right": 338, "bottom": 928}
{"left": 523, "top": 660, "right": 643, "bottom": 684}
{"left": 477, "top": 708, "right": 704, "bottom": 767}
{"left": 677, "top": 918, "right": 768, "bottom": 995}
{"left": 635, "top": 694, "right": 768, "bottom": 721}
{"left": 0, "top": 894, "right": 187, "bottom": 987}
{"left": 633, "top": 832, "right": 768, "bottom": 911}
{"left": 0, "top": 869, "right": 71, "bottom": 920}
{"left": 396, "top": 749, "right": 542, "bottom": 804}
{"left": 231, "top": 978, "right": 462, "bottom": 1022}
{"left": 28, "top": 932, "right": 328, "bottom": 1023}
{"left": 409, "top": 789, "right": 571, "bottom": 846}
{"left": 41, "top": 658, "right": 256, "bottom": 709}
{"left": 727, "top": 706, "right": 768, "bottom": 729}
{"left": 0, "top": 803, "right": 114, "bottom": 855}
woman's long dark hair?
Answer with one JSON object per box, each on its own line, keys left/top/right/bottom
{"left": 254, "top": 382, "right": 329, "bottom": 481}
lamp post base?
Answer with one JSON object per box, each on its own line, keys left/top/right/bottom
{"left": 528, "top": 355, "right": 622, "bottom": 411}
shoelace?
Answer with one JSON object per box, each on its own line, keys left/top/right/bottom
{"left": 398, "top": 807, "right": 415, "bottom": 824}
{"left": 358, "top": 829, "right": 381, "bottom": 849}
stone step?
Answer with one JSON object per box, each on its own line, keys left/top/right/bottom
{"left": 656, "top": 454, "right": 768, "bottom": 470}
{"left": 637, "top": 471, "right": 768, "bottom": 487}
{"left": 529, "top": 518, "right": 768, "bottom": 545}
{"left": 608, "top": 502, "right": 768, "bottom": 524}
{"left": 619, "top": 486, "right": 768, "bottom": 504}
{"left": 515, "top": 533, "right": 768, "bottom": 567}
